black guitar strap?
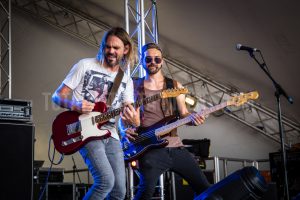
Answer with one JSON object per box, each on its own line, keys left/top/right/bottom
{"left": 106, "top": 69, "right": 124, "bottom": 106}
{"left": 165, "top": 77, "right": 179, "bottom": 117}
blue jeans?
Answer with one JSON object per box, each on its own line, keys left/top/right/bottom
{"left": 79, "top": 137, "right": 126, "bottom": 200}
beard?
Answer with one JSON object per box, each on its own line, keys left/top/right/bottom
{"left": 146, "top": 64, "right": 162, "bottom": 75}
{"left": 104, "top": 53, "right": 123, "bottom": 68}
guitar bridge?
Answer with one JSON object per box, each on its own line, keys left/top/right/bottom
{"left": 62, "top": 135, "right": 83, "bottom": 146}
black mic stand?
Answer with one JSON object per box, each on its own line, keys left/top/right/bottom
{"left": 72, "top": 156, "right": 82, "bottom": 185}
{"left": 248, "top": 50, "right": 293, "bottom": 200}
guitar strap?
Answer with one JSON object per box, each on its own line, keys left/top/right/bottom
{"left": 158, "top": 77, "right": 180, "bottom": 118}
{"left": 106, "top": 69, "right": 124, "bottom": 107}
{"left": 133, "top": 77, "right": 180, "bottom": 123}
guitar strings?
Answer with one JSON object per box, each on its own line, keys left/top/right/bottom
{"left": 123, "top": 129, "right": 156, "bottom": 148}
{"left": 122, "top": 107, "right": 215, "bottom": 149}
{"left": 123, "top": 101, "right": 240, "bottom": 150}
{"left": 95, "top": 88, "right": 187, "bottom": 123}
{"left": 96, "top": 94, "right": 161, "bottom": 123}
{"left": 123, "top": 116, "right": 193, "bottom": 149}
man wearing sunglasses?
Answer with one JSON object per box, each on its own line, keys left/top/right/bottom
{"left": 124, "top": 43, "right": 211, "bottom": 199}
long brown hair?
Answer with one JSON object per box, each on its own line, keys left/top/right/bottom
{"left": 96, "top": 27, "right": 136, "bottom": 70}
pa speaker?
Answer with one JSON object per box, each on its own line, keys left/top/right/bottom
{"left": 269, "top": 151, "right": 300, "bottom": 199}
{"left": 194, "top": 166, "right": 267, "bottom": 200}
{"left": 0, "top": 121, "right": 34, "bottom": 200}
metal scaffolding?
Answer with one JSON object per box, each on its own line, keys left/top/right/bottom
{"left": 0, "top": 0, "right": 11, "bottom": 98}
{"left": 125, "top": 0, "right": 159, "bottom": 77}
{"left": 162, "top": 58, "right": 300, "bottom": 146}
{"left": 12, "top": 0, "right": 300, "bottom": 146}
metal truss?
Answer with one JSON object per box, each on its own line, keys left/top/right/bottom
{"left": 163, "top": 58, "right": 300, "bottom": 146}
{"left": 0, "top": 0, "right": 11, "bottom": 98}
{"left": 125, "top": 0, "right": 158, "bottom": 77}
{"left": 12, "top": 0, "right": 300, "bottom": 146}
{"left": 12, "top": 0, "right": 110, "bottom": 48}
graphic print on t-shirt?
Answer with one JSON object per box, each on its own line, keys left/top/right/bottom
{"left": 81, "top": 70, "right": 126, "bottom": 108}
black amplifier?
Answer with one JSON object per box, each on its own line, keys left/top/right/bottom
{"left": 269, "top": 150, "right": 300, "bottom": 198}
{"left": 0, "top": 99, "right": 32, "bottom": 122}
{"left": 36, "top": 167, "right": 64, "bottom": 183}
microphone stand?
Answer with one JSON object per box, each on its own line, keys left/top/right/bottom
{"left": 72, "top": 156, "right": 82, "bottom": 184}
{"left": 248, "top": 51, "right": 293, "bottom": 200}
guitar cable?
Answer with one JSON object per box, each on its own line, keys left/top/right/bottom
{"left": 37, "top": 135, "right": 64, "bottom": 200}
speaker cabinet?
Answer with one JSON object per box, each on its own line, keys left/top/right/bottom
{"left": 34, "top": 183, "right": 74, "bottom": 200}
{"left": 262, "top": 182, "right": 278, "bottom": 200}
{"left": 0, "top": 121, "right": 34, "bottom": 200}
{"left": 33, "top": 183, "right": 89, "bottom": 200}
{"left": 269, "top": 151, "right": 300, "bottom": 199}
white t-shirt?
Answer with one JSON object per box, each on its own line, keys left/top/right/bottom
{"left": 63, "top": 58, "right": 134, "bottom": 140}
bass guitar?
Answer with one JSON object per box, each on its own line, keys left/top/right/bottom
{"left": 122, "top": 91, "right": 259, "bottom": 161}
{"left": 52, "top": 88, "right": 188, "bottom": 155}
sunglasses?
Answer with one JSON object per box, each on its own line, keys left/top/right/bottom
{"left": 145, "top": 56, "right": 162, "bottom": 64}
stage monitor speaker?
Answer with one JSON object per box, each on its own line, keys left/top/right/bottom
{"left": 0, "top": 121, "right": 34, "bottom": 200}
{"left": 194, "top": 166, "right": 268, "bottom": 200}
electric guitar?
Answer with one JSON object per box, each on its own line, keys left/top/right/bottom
{"left": 52, "top": 88, "right": 188, "bottom": 155}
{"left": 122, "top": 91, "right": 259, "bottom": 161}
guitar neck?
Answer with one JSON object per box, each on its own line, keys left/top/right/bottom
{"left": 94, "top": 93, "right": 161, "bottom": 123}
{"left": 156, "top": 101, "right": 229, "bottom": 137}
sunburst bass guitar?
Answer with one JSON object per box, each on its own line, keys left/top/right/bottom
{"left": 122, "top": 91, "right": 259, "bottom": 161}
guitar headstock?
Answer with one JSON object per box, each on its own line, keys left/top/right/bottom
{"left": 161, "top": 88, "right": 189, "bottom": 98}
{"left": 228, "top": 91, "right": 259, "bottom": 106}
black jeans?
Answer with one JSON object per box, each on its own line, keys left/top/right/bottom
{"left": 134, "top": 147, "right": 211, "bottom": 200}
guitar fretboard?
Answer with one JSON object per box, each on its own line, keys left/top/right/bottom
{"left": 156, "top": 101, "right": 228, "bottom": 136}
{"left": 94, "top": 93, "right": 161, "bottom": 123}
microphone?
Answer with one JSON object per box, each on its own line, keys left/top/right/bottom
{"left": 236, "top": 44, "right": 260, "bottom": 52}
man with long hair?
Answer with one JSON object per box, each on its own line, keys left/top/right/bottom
{"left": 52, "top": 27, "right": 139, "bottom": 200}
